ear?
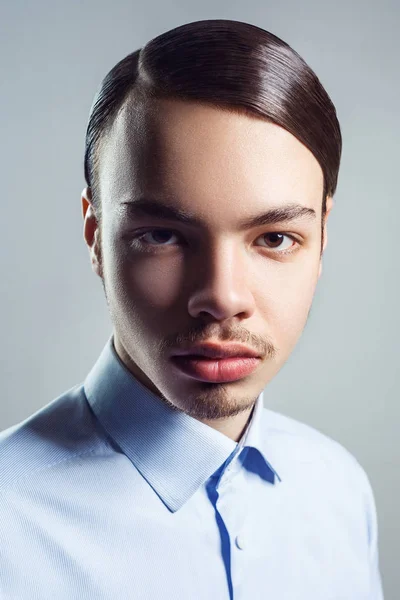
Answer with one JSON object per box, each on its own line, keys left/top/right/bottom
{"left": 81, "top": 187, "right": 103, "bottom": 279}
{"left": 318, "top": 196, "right": 334, "bottom": 278}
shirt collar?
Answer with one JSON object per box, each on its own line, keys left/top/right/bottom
{"left": 84, "top": 334, "right": 280, "bottom": 512}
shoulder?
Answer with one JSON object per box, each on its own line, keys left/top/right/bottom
{"left": 261, "top": 406, "right": 373, "bottom": 497}
{"left": 260, "top": 407, "right": 381, "bottom": 576}
{"left": 0, "top": 384, "right": 107, "bottom": 492}
{"left": 262, "top": 406, "right": 361, "bottom": 465}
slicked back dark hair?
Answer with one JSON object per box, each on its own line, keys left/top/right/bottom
{"left": 84, "top": 19, "right": 342, "bottom": 250}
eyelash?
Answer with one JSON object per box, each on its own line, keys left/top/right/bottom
{"left": 127, "top": 228, "right": 301, "bottom": 256}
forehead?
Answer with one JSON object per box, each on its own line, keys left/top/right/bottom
{"left": 97, "top": 96, "right": 324, "bottom": 215}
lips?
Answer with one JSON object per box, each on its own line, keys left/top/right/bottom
{"left": 170, "top": 342, "right": 262, "bottom": 382}
{"left": 172, "top": 342, "right": 260, "bottom": 360}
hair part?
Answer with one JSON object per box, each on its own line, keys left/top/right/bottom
{"left": 84, "top": 19, "right": 342, "bottom": 255}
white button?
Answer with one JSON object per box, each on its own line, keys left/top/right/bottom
{"left": 235, "top": 535, "right": 245, "bottom": 550}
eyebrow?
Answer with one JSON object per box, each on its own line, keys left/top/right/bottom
{"left": 121, "top": 198, "right": 316, "bottom": 230}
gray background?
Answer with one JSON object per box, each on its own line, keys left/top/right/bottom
{"left": 0, "top": 1, "right": 398, "bottom": 597}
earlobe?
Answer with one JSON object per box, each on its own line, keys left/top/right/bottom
{"left": 89, "top": 227, "right": 104, "bottom": 279}
{"left": 91, "top": 229, "right": 104, "bottom": 279}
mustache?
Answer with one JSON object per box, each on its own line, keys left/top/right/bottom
{"left": 158, "top": 323, "right": 277, "bottom": 360}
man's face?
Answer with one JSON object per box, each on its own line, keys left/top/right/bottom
{"left": 83, "top": 97, "right": 332, "bottom": 423}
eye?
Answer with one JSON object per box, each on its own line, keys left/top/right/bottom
{"left": 255, "top": 232, "right": 298, "bottom": 254}
{"left": 128, "top": 228, "right": 300, "bottom": 255}
{"left": 131, "top": 229, "right": 179, "bottom": 247}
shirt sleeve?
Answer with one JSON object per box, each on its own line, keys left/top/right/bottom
{"left": 361, "top": 467, "right": 385, "bottom": 599}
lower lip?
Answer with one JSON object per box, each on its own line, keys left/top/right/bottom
{"left": 171, "top": 355, "right": 261, "bottom": 383}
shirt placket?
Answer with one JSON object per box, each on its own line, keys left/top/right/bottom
{"left": 216, "top": 448, "right": 250, "bottom": 599}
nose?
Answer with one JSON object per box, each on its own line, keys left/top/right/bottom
{"left": 187, "top": 243, "right": 256, "bottom": 321}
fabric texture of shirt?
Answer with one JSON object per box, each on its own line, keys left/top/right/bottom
{"left": 0, "top": 334, "right": 384, "bottom": 599}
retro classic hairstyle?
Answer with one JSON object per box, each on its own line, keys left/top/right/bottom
{"left": 84, "top": 19, "right": 342, "bottom": 252}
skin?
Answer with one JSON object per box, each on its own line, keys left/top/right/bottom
{"left": 82, "top": 97, "right": 334, "bottom": 442}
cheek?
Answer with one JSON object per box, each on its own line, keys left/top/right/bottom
{"left": 258, "top": 264, "right": 319, "bottom": 345}
{"left": 107, "top": 250, "right": 185, "bottom": 313}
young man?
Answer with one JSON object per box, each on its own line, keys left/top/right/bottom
{"left": 0, "top": 19, "right": 384, "bottom": 599}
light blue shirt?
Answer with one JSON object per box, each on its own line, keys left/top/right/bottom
{"left": 0, "top": 335, "right": 384, "bottom": 599}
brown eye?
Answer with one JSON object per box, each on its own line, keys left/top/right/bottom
{"left": 139, "top": 229, "right": 179, "bottom": 246}
{"left": 146, "top": 230, "right": 177, "bottom": 244}
{"left": 263, "top": 233, "right": 285, "bottom": 248}
{"left": 256, "top": 232, "right": 296, "bottom": 253}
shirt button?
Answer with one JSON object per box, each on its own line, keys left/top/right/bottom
{"left": 235, "top": 535, "right": 245, "bottom": 550}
